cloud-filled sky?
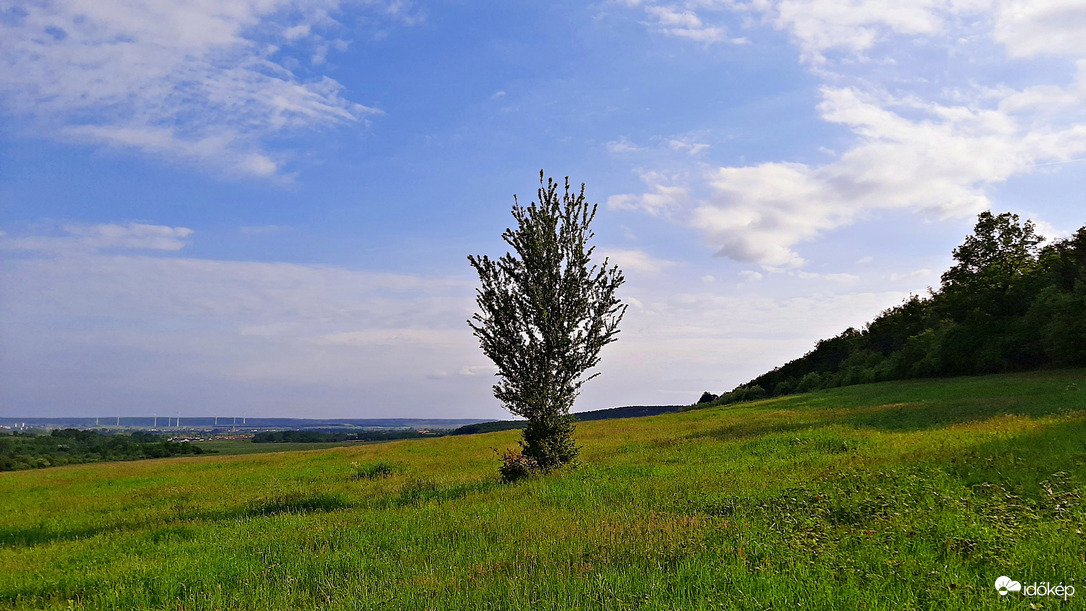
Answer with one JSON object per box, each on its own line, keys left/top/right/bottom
{"left": 2, "top": 0, "right": 1084, "bottom": 419}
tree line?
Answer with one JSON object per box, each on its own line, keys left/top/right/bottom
{"left": 702, "top": 212, "right": 1086, "bottom": 406}
{"left": 251, "top": 429, "right": 445, "bottom": 443}
{"left": 0, "top": 429, "right": 208, "bottom": 471}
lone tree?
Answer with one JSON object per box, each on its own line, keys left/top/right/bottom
{"left": 468, "top": 171, "right": 627, "bottom": 474}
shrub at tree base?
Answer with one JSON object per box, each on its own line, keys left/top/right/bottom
{"left": 497, "top": 448, "right": 539, "bottom": 483}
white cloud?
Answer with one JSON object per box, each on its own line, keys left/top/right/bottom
{"left": 643, "top": 5, "right": 728, "bottom": 42}
{"left": 617, "top": 0, "right": 974, "bottom": 60}
{"left": 889, "top": 268, "right": 935, "bottom": 282}
{"left": 1030, "top": 217, "right": 1072, "bottom": 243}
{"left": 0, "top": 244, "right": 493, "bottom": 417}
{"left": 607, "top": 171, "right": 691, "bottom": 215}
{"left": 459, "top": 365, "right": 498, "bottom": 377}
{"left": 624, "top": 0, "right": 1086, "bottom": 63}
{"left": 758, "top": 0, "right": 952, "bottom": 62}
{"left": 607, "top": 137, "right": 643, "bottom": 153}
{"left": 283, "top": 24, "right": 312, "bottom": 41}
{"left": 0, "top": 226, "right": 918, "bottom": 416}
{"left": 576, "top": 284, "right": 912, "bottom": 406}
{"left": 993, "top": 0, "right": 1086, "bottom": 58}
{"left": 600, "top": 248, "right": 678, "bottom": 274}
{"left": 1, "top": 222, "right": 193, "bottom": 253}
{"left": 613, "top": 82, "right": 1086, "bottom": 267}
{"left": 668, "top": 138, "right": 711, "bottom": 155}
{"left": 796, "top": 271, "right": 860, "bottom": 283}
{"left": 0, "top": 0, "right": 409, "bottom": 177}
{"left": 606, "top": 1, "right": 1086, "bottom": 276}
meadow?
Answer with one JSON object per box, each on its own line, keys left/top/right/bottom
{"left": 1, "top": 370, "right": 1084, "bottom": 610}
{"left": 199, "top": 439, "right": 369, "bottom": 456}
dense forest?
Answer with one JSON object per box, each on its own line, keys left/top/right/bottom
{"left": 0, "top": 429, "right": 208, "bottom": 471}
{"left": 703, "top": 212, "right": 1086, "bottom": 406}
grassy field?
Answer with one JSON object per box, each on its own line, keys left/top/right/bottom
{"left": 1, "top": 370, "right": 1084, "bottom": 610}
{"left": 199, "top": 439, "right": 370, "bottom": 456}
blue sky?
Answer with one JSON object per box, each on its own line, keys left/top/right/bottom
{"left": 2, "top": 0, "right": 1085, "bottom": 419}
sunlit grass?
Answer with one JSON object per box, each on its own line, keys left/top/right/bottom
{"left": 1, "top": 370, "right": 1084, "bottom": 609}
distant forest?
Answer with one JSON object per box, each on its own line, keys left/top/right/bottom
{"left": 251, "top": 430, "right": 445, "bottom": 443}
{"left": 0, "top": 429, "right": 208, "bottom": 471}
{"left": 704, "top": 212, "right": 1086, "bottom": 406}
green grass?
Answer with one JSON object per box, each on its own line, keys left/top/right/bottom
{"left": 199, "top": 439, "right": 367, "bottom": 455}
{"left": 1, "top": 370, "right": 1084, "bottom": 610}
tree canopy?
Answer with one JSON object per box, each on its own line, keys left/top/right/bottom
{"left": 469, "top": 171, "right": 626, "bottom": 474}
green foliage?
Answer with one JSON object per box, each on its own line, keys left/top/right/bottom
{"left": 0, "top": 429, "right": 207, "bottom": 471}
{"left": 705, "top": 384, "right": 765, "bottom": 406}
{"left": 253, "top": 430, "right": 344, "bottom": 443}
{"left": 496, "top": 448, "right": 538, "bottom": 482}
{"left": 940, "top": 211, "right": 1044, "bottom": 319}
{"left": 468, "top": 171, "right": 626, "bottom": 473}
{"left": 451, "top": 420, "right": 527, "bottom": 435}
{"left": 709, "top": 212, "right": 1086, "bottom": 405}
{"left": 252, "top": 430, "right": 441, "bottom": 444}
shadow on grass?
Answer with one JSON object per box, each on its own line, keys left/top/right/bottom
{"left": 931, "top": 415, "right": 1086, "bottom": 495}
{"left": 0, "top": 491, "right": 354, "bottom": 549}
{"left": 245, "top": 491, "right": 353, "bottom": 516}
{"left": 690, "top": 414, "right": 1084, "bottom": 523}
{"left": 0, "top": 477, "right": 502, "bottom": 549}
{"left": 391, "top": 478, "right": 502, "bottom": 507}
{"left": 691, "top": 382, "right": 1082, "bottom": 442}
{"left": 683, "top": 419, "right": 813, "bottom": 444}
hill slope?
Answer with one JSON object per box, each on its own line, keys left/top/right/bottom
{"left": 707, "top": 214, "right": 1086, "bottom": 407}
{"left": 1, "top": 370, "right": 1084, "bottom": 610}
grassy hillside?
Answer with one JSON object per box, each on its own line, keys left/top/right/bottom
{"left": 2, "top": 370, "right": 1084, "bottom": 610}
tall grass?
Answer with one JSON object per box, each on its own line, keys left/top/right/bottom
{"left": 1, "top": 370, "right": 1084, "bottom": 610}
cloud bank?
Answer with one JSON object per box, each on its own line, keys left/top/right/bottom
{"left": 0, "top": 226, "right": 492, "bottom": 417}
{"left": 611, "top": 0, "right": 1086, "bottom": 267}
{"left": 0, "top": 0, "right": 414, "bottom": 177}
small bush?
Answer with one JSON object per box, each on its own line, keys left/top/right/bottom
{"left": 497, "top": 448, "right": 538, "bottom": 482}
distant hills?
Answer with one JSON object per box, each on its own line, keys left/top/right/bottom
{"left": 451, "top": 405, "right": 686, "bottom": 435}
{"left": 0, "top": 408, "right": 692, "bottom": 436}
{"left": 0, "top": 416, "right": 489, "bottom": 432}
